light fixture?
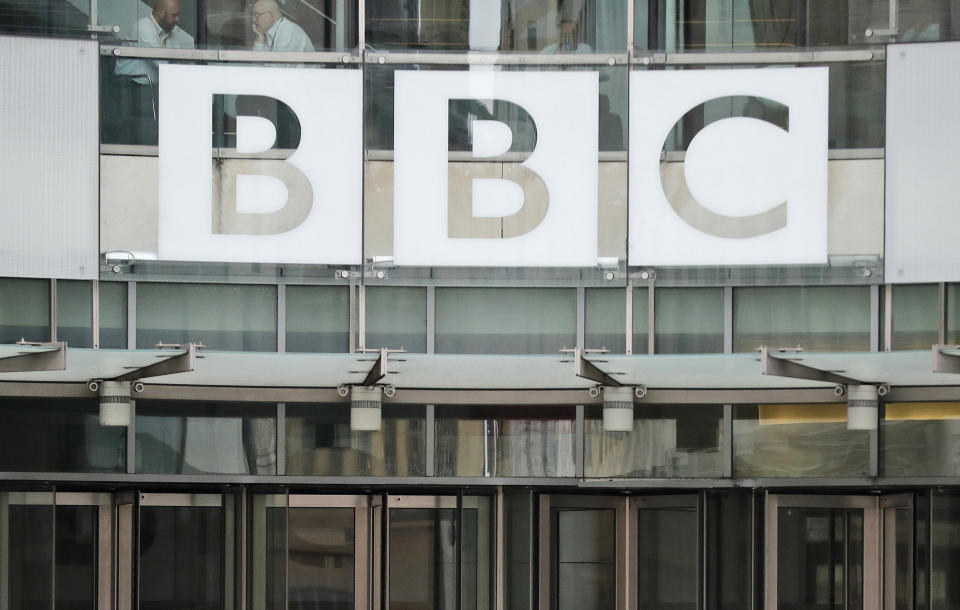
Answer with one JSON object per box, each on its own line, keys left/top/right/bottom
{"left": 350, "top": 385, "right": 382, "bottom": 431}
{"left": 846, "top": 384, "right": 879, "bottom": 431}
{"left": 99, "top": 380, "right": 131, "bottom": 427}
{"left": 602, "top": 386, "right": 635, "bottom": 432}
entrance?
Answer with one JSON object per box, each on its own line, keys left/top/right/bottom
{"left": 765, "top": 494, "right": 913, "bottom": 610}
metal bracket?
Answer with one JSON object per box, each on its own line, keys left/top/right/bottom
{"left": 87, "top": 24, "right": 121, "bottom": 33}
{"left": 351, "top": 347, "right": 406, "bottom": 386}
{"left": 759, "top": 346, "right": 862, "bottom": 385}
{"left": 568, "top": 347, "right": 622, "bottom": 386}
{"left": 0, "top": 341, "right": 66, "bottom": 373}
{"left": 113, "top": 343, "right": 197, "bottom": 382}
{"left": 933, "top": 344, "right": 960, "bottom": 374}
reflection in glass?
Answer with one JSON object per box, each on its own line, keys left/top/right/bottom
{"left": 555, "top": 509, "right": 615, "bottom": 610}
{"left": 0, "top": 277, "right": 49, "bottom": 344}
{"left": 99, "top": 281, "right": 128, "bottom": 349}
{"left": 931, "top": 491, "right": 960, "bottom": 609}
{"left": 205, "top": 0, "right": 359, "bottom": 50}
{"left": 285, "top": 404, "right": 425, "bottom": 476}
{"left": 637, "top": 505, "right": 698, "bottom": 610}
{"left": 0, "top": 398, "right": 126, "bottom": 472}
{"left": 136, "top": 282, "right": 278, "bottom": 351}
{"left": 733, "top": 404, "right": 870, "bottom": 477}
{"left": 139, "top": 505, "right": 223, "bottom": 610}
{"left": 57, "top": 280, "right": 92, "bottom": 348}
{"left": 891, "top": 283, "right": 939, "bottom": 350}
{"left": 286, "top": 285, "right": 350, "bottom": 353}
{"left": 777, "top": 507, "right": 864, "bottom": 610}
{"left": 55, "top": 505, "right": 99, "bottom": 610}
{"left": 390, "top": 508, "right": 457, "bottom": 610}
{"left": 504, "top": 491, "right": 534, "bottom": 610}
{"left": 435, "top": 405, "right": 576, "bottom": 477}
{"left": 633, "top": 287, "right": 650, "bottom": 354}
{"left": 365, "top": 286, "right": 427, "bottom": 353}
{"left": 3, "top": 492, "right": 54, "bottom": 610}
{"left": 655, "top": 287, "right": 723, "bottom": 354}
{"left": 136, "top": 401, "right": 277, "bottom": 474}
{"left": 706, "top": 491, "right": 752, "bottom": 610}
{"left": 883, "top": 402, "right": 960, "bottom": 476}
{"left": 734, "top": 286, "right": 870, "bottom": 352}
{"left": 585, "top": 405, "right": 723, "bottom": 477}
{"left": 950, "top": 284, "right": 960, "bottom": 345}
{"left": 365, "top": 0, "right": 626, "bottom": 52}
{"left": 585, "top": 288, "right": 626, "bottom": 354}
{"left": 436, "top": 288, "right": 576, "bottom": 355}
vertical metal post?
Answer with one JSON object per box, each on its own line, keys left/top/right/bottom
{"left": 349, "top": 282, "right": 357, "bottom": 353}
{"left": 425, "top": 405, "right": 435, "bottom": 477}
{"left": 0, "top": 492, "right": 7, "bottom": 610}
{"left": 495, "top": 487, "right": 504, "bottom": 610}
{"left": 358, "top": 284, "right": 366, "bottom": 352}
{"left": 722, "top": 404, "right": 733, "bottom": 478}
{"left": 426, "top": 286, "right": 436, "bottom": 354}
{"left": 277, "top": 285, "right": 286, "bottom": 353}
{"left": 723, "top": 286, "right": 733, "bottom": 354}
{"left": 127, "top": 282, "right": 137, "bottom": 350}
{"left": 276, "top": 403, "right": 286, "bottom": 476}
{"left": 456, "top": 491, "right": 463, "bottom": 610}
{"left": 575, "top": 404, "right": 585, "bottom": 479}
{"left": 870, "top": 284, "right": 880, "bottom": 352}
{"left": 357, "top": 0, "right": 365, "bottom": 51}
{"left": 884, "top": 285, "right": 893, "bottom": 352}
{"left": 647, "top": 283, "right": 655, "bottom": 354}
{"left": 938, "top": 282, "right": 947, "bottom": 345}
{"left": 625, "top": 284, "right": 633, "bottom": 355}
{"left": 626, "top": 0, "right": 635, "bottom": 53}
{"left": 870, "top": 403, "right": 881, "bottom": 478}
{"left": 50, "top": 279, "right": 58, "bottom": 342}
{"left": 576, "top": 287, "right": 585, "bottom": 350}
{"left": 92, "top": 279, "right": 101, "bottom": 349}
{"left": 127, "top": 400, "right": 136, "bottom": 474}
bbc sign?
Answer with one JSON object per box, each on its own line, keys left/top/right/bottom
{"left": 158, "top": 64, "right": 827, "bottom": 268}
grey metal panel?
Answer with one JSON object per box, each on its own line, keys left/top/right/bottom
{"left": 886, "top": 41, "right": 960, "bottom": 282}
{"left": 0, "top": 36, "right": 99, "bottom": 279}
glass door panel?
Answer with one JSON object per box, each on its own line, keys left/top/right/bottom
{"left": 882, "top": 495, "right": 913, "bottom": 610}
{"left": 766, "top": 495, "right": 880, "bottom": 610}
{"left": 631, "top": 495, "right": 699, "bottom": 610}
{"left": 0, "top": 491, "right": 111, "bottom": 610}
{"left": 137, "top": 493, "right": 225, "bottom": 610}
{"left": 539, "top": 495, "right": 624, "bottom": 610}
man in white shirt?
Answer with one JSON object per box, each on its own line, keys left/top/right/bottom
{"left": 252, "top": 0, "right": 314, "bottom": 52}
{"left": 115, "top": 0, "right": 195, "bottom": 85}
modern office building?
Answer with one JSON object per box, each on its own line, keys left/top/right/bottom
{"left": 2, "top": 0, "right": 960, "bottom": 608}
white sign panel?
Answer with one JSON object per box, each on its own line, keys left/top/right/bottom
{"left": 0, "top": 36, "right": 98, "bottom": 279}
{"left": 886, "top": 41, "right": 960, "bottom": 283}
{"left": 158, "top": 64, "right": 362, "bottom": 265}
{"left": 393, "top": 70, "right": 599, "bottom": 267}
{"left": 629, "top": 67, "right": 828, "bottom": 266}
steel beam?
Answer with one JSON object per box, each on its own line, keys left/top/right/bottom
{"left": 759, "top": 346, "right": 861, "bottom": 385}
{"left": 113, "top": 343, "right": 196, "bottom": 382}
{"left": 573, "top": 347, "right": 622, "bottom": 386}
{"left": 0, "top": 342, "right": 66, "bottom": 373}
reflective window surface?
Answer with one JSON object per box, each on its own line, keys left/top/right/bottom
{"left": 136, "top": 282, "right": 277, "bottom": 351}
{"left": 285, "top": 404, "right": 426, "bottom": 476}
{"left": 0, "top": 398, "right": 126, "bottom": 472}
{"left": 655, "top": 287, "right": 723, "bottom": 354}
{"left": 99, "top": 281, "right": 128, "bottom": 349}
{"left": 365, "top": 286, "right": 427, "bottom": 352}
{"left": 637, "top": 503, "right": 698, "bottom": 610}
{"left": 0, "top": 277, "right": 49, "bottom": 344}
{"left": 632, "top": 286, "right": 650, "bottom": 354}
{"left": 136, "top": 401, "right": 277, "bottom": 474}
{"left": 884, "top": 402, "right": 960, "bottom": 476}
{"left": 891, "top": 283, "right": 939, "bottom": 350}
{"left": 585, "top": 288, "right": 626, "bottom": 354}
{"left": 733, "top": 404, "right": 870, "bottom": 477}
{"left": 585, "top": 404, "right": 724, "bottom": 477}
{"left": 734, "top": 286, "right": 871, "bottom": 352}
{"left": 286, "top": 285, "right": 350, "bottom": 353}
{"left": 435, "top": 405, "right": 576, "bottom": 477}
{"left": 435, "top": 288, "right": 576, "bottom": 355}
{"left": 948, "top": 283, "right": 960, "bottom": 344}
{"left": 555, "top": 509, "right": 616, "bottom": 610}
{"left": 57, "top": 280, "right": 92, "bottom": 348}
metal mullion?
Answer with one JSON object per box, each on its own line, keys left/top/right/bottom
{"left": 358, "top": 283, "right": 366, "bottom": 351}
{"left": 50, "top": 484, "right": 56, "bottom": 610}
{"left": 277, "top": 284, "right": 286, "bottom": 353}
{"left": 93, "top": 279, "right": 100, "bottom": 349}
{"left": 426, "top": 405, "right": 435, "bottom": 477}
{"left": 870, "top": 284, "right": 880, "bottom": 352}
{"left": 625, "top": 283, "right": 633, "bottom": 355}
{"left": 576, "top": 287, "right": 585, "bottom": 350}
{"left": 50, "top": 279, "right": 57, "bottom": 342}
{"left": 647, "top": 282, "right": 655, "bottom": 354}
{"left": 127, "top": 282, "right": 136, "bottom": 350}
{"left": 276, "top": 403, "right": 285, "bottom": 476}
{"left": 357, "top": 0, "right": 365, "bottom": 54}
{"left": 626, "top": 0, "right": 635, "bottom": 54}
{"left": 884, "top": 285, "right": 893, "bottom": 352}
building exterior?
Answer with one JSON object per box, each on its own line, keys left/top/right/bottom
{"left": 2, "top": 0, "right": 960, "bottom": 608}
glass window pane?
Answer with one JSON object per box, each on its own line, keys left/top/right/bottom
{"left": 389, "top": 508, "right": 456, "bottom": 610}
{"left": 435, "top": 405, "right": 576, "bottom": 477}
{"left": 734, "top": 286, "right": 870, "bottom": 352}
{"left": 892, "top": 284, "right": 939, "bottom": 350}
{"left": 0, "top": 398, "right": 126, "bottom": 472}
{"left": 365, "top": 286, "right": 426, "bottom": 353}
{"left": 504, "top": 491, "right": 534, "bottom": 610}
{"left": 632, "top": 287, "right": 650, "bottom": 354}
{"left": 0, "top": 1, "right": 90, "bottom": 37}
{"left": 0, "top": 278, "right": 49, "bottom": 344}
{"left": 883, "top": 402, "right": 960, "bottom": 476}
{"left": 56, "top": 505, "right": 98, "bottom": 609}
{"left": 136, "top": 401, "right": 277, "bottom": 474}
{"left": 655, "top": 287, "right": 723, "bottom": 354}
{"left": 706, "top": 491, "right": 752, "bottom": 609}
{"left": 99, "top": 281, "right": 128, "bottom": 349}
{"left": 733, "top": 404, "right": 870, "bottom": 477}
{"left": 585, "top": 288, "right": 626, "bottom": 354}
{"left": 137, "top": 283, "right": 277, "bottom": 351}
{"left": 57, "top": 280, "right": 92, "bottom": 348}
{"left": 436, "top": 288, "right": 576, "bottom": 355}
{"left": 637, "top": 505, "right": 698, "bottom": 609}
{"left": 286, "top": 285, "right": 350, "bottom": 353}
{"left": 4, "top": 492, "right": 54, "bottom": 610}
{"left": 557, "top": 509, "right": 616, "bottom": 610}
{"left": 950, "top": 284, "right": 960, "bottom": 345}
{"left": 287, "top": 507, "right": 356, "bottom": 607}
{"left": 204, "top": 0, "right": 359, "bottom": 50}
{"left": 285, "top": 404, "right": 425, "bottom": 476}
{"left": 366, "top": 0, "right": 626, "bottom": 52}
{"left": 931, "top": 491, "right": 960, "bottom": 610}
{"left": 585, "top": 404, "right": 724, "bottom": 477}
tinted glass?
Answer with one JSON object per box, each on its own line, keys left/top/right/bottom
{"left": 365, "top": 286, "right": 427, "bottom": 353}
{"left": 585, "top": 288, "right": 626, "bottom": 354}
{"left": 891, "top": 284, "right": 939, "bottom": 350}
{"left": 0, "top": 277, "right": 49, "bottom": 344}
{"left": 99, "top": 281, "right": 128, "bottom": 349}
{"left": 655, "top": 287, "right": 723, "bottom": 354}
{"left": 286, "top": 285, "right": 350, "bottom": 353}
{"left": 884, "top": 402, "right": 960, "bottom": 476}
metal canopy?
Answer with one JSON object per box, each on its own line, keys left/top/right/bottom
{"left": 0, "top": 345, "right": 956, "bottom": 390}
{"left": 0, "top": 342, "right": 66, "bottom": 373}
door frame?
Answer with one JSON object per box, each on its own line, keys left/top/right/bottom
{"left": 764, "top": 493, "right": 882, "bottom": 609}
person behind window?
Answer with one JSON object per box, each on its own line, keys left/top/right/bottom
{"left": 540, "top": 20, "right": 593, "bottom": 54}
{"left": 251, "top": 0, "right": 314, "bottom": 51}
{"left": 115, "top": 0, "right": 195, "bottom": 85}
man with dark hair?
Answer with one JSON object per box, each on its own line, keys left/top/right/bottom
{"left": 115, "top": 0, "right": 195, "bottom": 85}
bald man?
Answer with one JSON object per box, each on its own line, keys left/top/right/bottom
{"left": 252, "top": 0, "right": 314, "bottom": 51}
{"left": 115, "top": 0, "right": 195, "bottom": 85}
